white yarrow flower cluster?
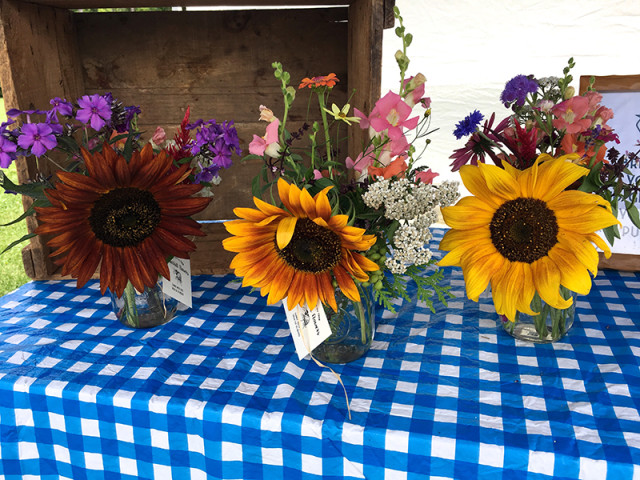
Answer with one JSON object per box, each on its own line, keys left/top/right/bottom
{"left": 363, "top": 178, "right": 459, "bottom": 274}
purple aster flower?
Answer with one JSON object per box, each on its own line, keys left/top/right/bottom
{"left": 453, "top": 110, "right": 484, "bottom": 139}
{"left": 0, "top": 136, "right": 18, "bottom": 168}
{"left": 500, "top": 75, "right": 539, "bottom": 107}
{"left": 76, "top": 94, "right": 112, "bottom": 131}
{"left": 50, "top": 97, "right": 73, "bottom": 117}
{"left": 17, "top": 123, "right": 58, "bottom": 157}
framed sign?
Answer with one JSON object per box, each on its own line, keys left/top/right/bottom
{"left": 579, "top": 75, "right": 640, "bottom": 271}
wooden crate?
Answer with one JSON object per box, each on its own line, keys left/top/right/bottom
{"left": 0, "top": 0, "right": 394, "bottom": 278}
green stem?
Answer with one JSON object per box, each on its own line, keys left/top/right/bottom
{"left": 317, "top": 91, "right": 333, "bottom": 168}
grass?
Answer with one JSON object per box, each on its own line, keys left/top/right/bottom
{"left": 0, "top": 98, "right": 31, "bottom": 296}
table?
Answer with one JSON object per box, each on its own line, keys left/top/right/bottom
{"left": 0, "top": 229, "right": 639, "bottom": 480}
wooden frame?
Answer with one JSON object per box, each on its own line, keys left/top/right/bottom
{"left": 579, "top": 74, "right": 640, "bottom": 271}
{"left": 0, "top": 0, "right": 395, "bottom": 279}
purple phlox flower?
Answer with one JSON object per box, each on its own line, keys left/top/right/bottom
{"left": 209, "top": 142, "right": 233, "bottom": 169}
{"left": 50, "top": 97, "right": 73, "bottom": 117}
{"left": 44, "top": 110, "right": 64, "bottom": 135}
{"left": 194, "top": 162, "right": 221, "bottom": 184}
{"left": 453, "top": 110, "right": 484, "bottom": 140}
{"left": 0, "top": 136, "right": 18, "bottom": 168}
{"left": 500, "top": 75, "right": 538, "bottom": 107}
{"left": 221, "top": 120, "right": 241, "bottom": 154}
{"left": 186, "top": 119, "right": 208, "bottom": 131}
{"left": 6, "top": 108, "right": 48, "bottom": 126}
{"left": 76, "top": 94, "right": 112, "bottom": 131}
{"left": 0, "top": 119, "right": 16, "bottom": 135}
{"left": 17, "top": 122, "right": 58, "bottom": 157}
{"left": 120, "top": 105, "right": 141, "bottom": 132}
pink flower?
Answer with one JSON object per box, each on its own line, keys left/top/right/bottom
{"left": 353, "top": 107, "right": 371, "bottom": 129}
{"left": 415, "top": 169, "right": 439, "bottom": 184}
{"left": 368, "top": 91, "right": 419, "bottom": 141}
{"left": 249, "top": 119, "right": 281, "bottom": 158}
{"left": 346, "top": 144, "right": 376, "bottom": 173}
{"left": 551, "top": 96, "right": 591, "bottom": 134}
{"left": 259, "top": 105, "right": 276, "bottom": 123}
{"left": 151, "top": 126, "right": 166, "bottom": 146}
{"left": 583, "top": 91, "right": 603, "bottom": 112}
{"left": 402, "top": 74, "right": 426, "bottom": 108}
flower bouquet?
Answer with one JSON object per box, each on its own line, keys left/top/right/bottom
{"left": 223, "top": 8, "right": 459, "bottom": 363}
{"left": 440, "top": 59, "right": 627, "bottom": 342}
{"left": 0, "top": 93, "right": 240, "bottom": 327}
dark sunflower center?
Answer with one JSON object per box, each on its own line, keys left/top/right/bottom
{"left": 490, "top": 198, "right": 558, "bottom": 263}
{"left": 276, "top": 218, "right": 342, "bottom": 273}
{"left": 89, "top": 187, "right": 161, "bottom": 247}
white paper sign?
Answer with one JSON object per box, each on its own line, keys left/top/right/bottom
{"left": 282, "top": 298, "right": 332, "bottom": 360}
{"left": 599, "top": 91, "right": 640, "bottom": 254}
{"left": 162, "top": 257, "right": 192, "bottom": 308}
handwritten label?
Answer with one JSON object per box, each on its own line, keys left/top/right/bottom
{"left": 282, "top": 298, "right": 332, "bottom": 360}
{"left": 162, "top": 257, "right": 192, "bottom": 308}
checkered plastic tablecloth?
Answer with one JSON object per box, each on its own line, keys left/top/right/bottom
{"left": 0, "top": 229, "right": 639, "bottom": 480}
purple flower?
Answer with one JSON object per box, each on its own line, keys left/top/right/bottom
{"left": 50, "top": 97, "right": 73, "bottom": 117}
{"left": 210, "top": 142, "right": 233, "bottom": 169}
{"left": 453, "top": 110, "right": 484, "bottom": 139}
{"left": 0, "top": 136, "right": 18, "bottom": 168}
{"left": 17, "top": 123, "right": 58, "bottom": 157}
{"left": 500, "top": 75, "right": 538, "bottom": 107}
{"left": 76, "top": 94, "right": 112, "bottom": 131}
{"left": 194, "top": 163, "right": 221, "bottom": 184}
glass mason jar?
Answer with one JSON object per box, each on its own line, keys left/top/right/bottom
{"left": 110, "top": 279, "right": 178, "bottom": 329}
{"left": 313, "top": 283, "right": 376, "bottom": 364}
{"left": 502, "top": 287, "right": 577, "bottom": 343}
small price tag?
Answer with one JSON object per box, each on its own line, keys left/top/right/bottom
{"left": 282, "top": 298, "right": 332, "bottom": 360}
{"left": 162, "top": 257, "right": 192, "bottom": 308}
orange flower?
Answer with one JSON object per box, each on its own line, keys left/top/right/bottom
{"left": 298, "top": 73, "right": 339, "bottom": 89}
{"left": 368, "top": 156, "right": 408, "bottom": 179}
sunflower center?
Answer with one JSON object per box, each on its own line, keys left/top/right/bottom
{"left": 490, "top": 197, "right": 558, "bottom": 263}
{"left": 89, "top": 187, "right": 161, "bottom": 247}
{"left": 276, "top": 218, "right": 342, "bottom": 273}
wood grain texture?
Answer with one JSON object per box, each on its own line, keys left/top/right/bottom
{"left": 0, "top": 1, "right": 389, "bottom": 278}
{"left": 25, "top": 0, "right": 352, "bottom": 8}
{"left": 598, "top": 252, "right": 640, "bottom": 272}
{"left": 579, "top": 74, "right": 640, "bottom": 93}
{"left": 0, "top": 0, "right": 84, "bottom": 278}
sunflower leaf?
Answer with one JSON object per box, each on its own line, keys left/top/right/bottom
{"left": 1, "top": 232, "right": 35, "bottom": 255}
{"left": 0, "top": 173, "right": 49, "bottom": 201}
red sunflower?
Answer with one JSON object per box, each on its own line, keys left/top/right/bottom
{"left": 35, "top": 143, "right": 211, "bottom": 297}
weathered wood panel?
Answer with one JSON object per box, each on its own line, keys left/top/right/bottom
{"left": 0, "top": 0, "right": 84, "bottom": 278}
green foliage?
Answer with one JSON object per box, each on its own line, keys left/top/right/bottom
{"left": 0, "top": 163, "right": 31, "bottom": 296}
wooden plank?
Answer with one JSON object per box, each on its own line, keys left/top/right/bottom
{"left": 347, "top": 0, "right": 384, "bottom": 160}
{"left": 0, "top": 0, "right": 84, "bottom": 278}
{"left": 580, "top": 74, "right": 640, "bottom": 93}
{"left": 23, "top": 1, "right": 353, "bottom": 8}
{"left": 599, "top": 253, "right": 640, "bottom": 272}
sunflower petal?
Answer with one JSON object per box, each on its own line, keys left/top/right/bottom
{"left": 276, "top": 216, "right": 298, "bottom": 250}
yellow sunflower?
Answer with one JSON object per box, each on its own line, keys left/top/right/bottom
{"left": 35, "top": 143, "right": 211, "bottom": 298}
{"left": 223, "top": 178, "right": 379, "bottom": 311}
{"left": 438, "top": 154, "right": 620, "bottom": 321}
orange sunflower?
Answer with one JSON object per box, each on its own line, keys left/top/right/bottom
{"left": 438, "top": 154, "right": 620, "bottom": 321}
{"left": 223, "top": 178, "right": 379, "bottom": 311}
{"left": 35, "top": 143, "right": 211, "bottom": 298}
{"left": 298, "top": 73, "right": 339, "bottom": 89}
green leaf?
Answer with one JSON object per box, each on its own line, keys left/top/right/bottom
{"left": 0, "top": 174, "right": 49, "bottom": 201}
{"left": 1, "top": 232, "right": 35, "bottom": 255}
{"left": 404, "top": 33, "right": 413, "bottom": 47}
{"left": 625, "top": 202, "right": 640, "bottom": 230}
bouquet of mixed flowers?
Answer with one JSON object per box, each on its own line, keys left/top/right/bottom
{"left": 223, "top": 7, "right": 459, "bottom": 324}
{"left": 0, "top": 92, "right": 240, "bottom": 310}
{"left": 439, "top": 60, "right": 625, "bottom": 341}
{"left": 449, "top": 58, "right": 639, "bottom": 244}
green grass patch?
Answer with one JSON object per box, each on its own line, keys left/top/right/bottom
{"left": 0, "top": 98, "right": 31, "bottom": 296}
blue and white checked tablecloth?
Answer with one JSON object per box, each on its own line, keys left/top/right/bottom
{"left": 0, "top": 229, "right": 639, "bottom": 480}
